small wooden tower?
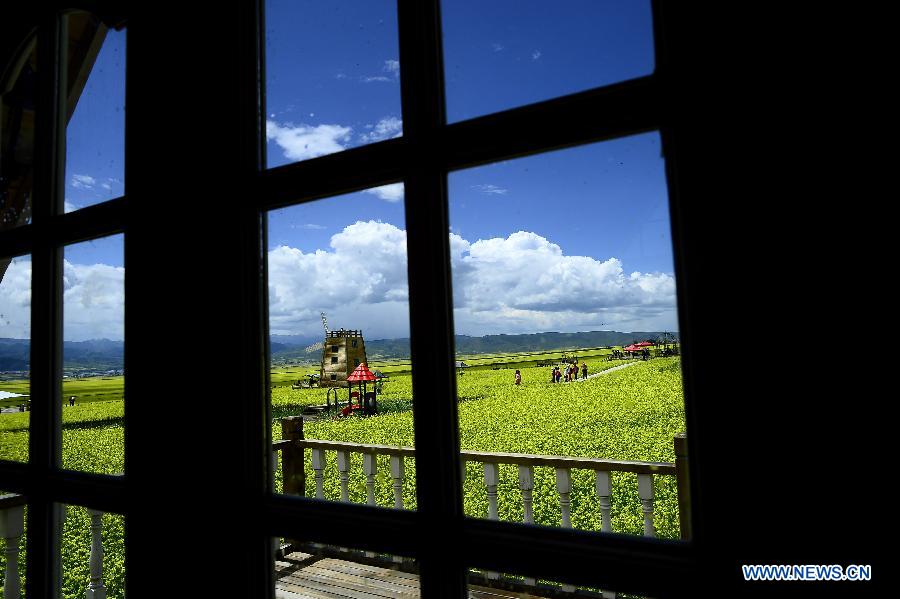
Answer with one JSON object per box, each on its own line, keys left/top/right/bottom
{"left": 319, "top": 328, "right": 368, "bottom": 388}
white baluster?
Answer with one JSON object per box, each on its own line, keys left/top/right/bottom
{"left": 555, "top": 468, "right": 572, "bottom": 528}
{"left": 85, "top": 509, "right": 106, "bottom": 599}
{"left": 363, "top": 453, "right": 377, "bottom": 557}
{"left": 337, "top": 450, "right": 350, "bottom": 503}
{"left": 336, "top": 450, "right": 351, "bottom": 554}
{"left": 363, "top": 453, "right": 377, "bottom": 506}
{"left": 1, "top": 503, "right": 25, "bottom": 599}
{"left": 391, "top": 455, "right": 405, "bottom": 563}
{"left": 311, "top": 448, "right": 326, "bottom": 499}
{"left": 483, "top": 462, "right": 500, "bottom": 580}
{"left": 390, "top": 455, "right": 405, "bottom": 509}
{"left": 517, "top": 465, "right": 536, "bottom": 586}
{"left": 595, "top": 470, "right": 612, "bottom": 532}
{"left": 555, "top": 468, "right": 575, "bottom": 592}
{"left": 272, "top": 450, "right": 280, "bottom": 558}
{"left": 637, "top": 474, "right": 655, "bottom": 538}
{"left": 484, "top": 463, "right": 499, "bottom": 520}
{"left": 595, "top": 471, "right": 616, "bottom": 598}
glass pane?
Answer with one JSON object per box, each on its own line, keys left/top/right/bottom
{"left": 0, "top": 255, "right": 31, "bottom": 462}
{"left": 448, "top": 133, "right": 688, "bottom": 540}
{"left": 0, "top": 492, "right": 27, "bottom": 598}
{"left": 64, "top": 13, "right": 126, "bottom": 212}
{"left": 265, "top": 0, "right": 402, "bottom": 168}
{"left": 442, "top": 0, "right": 655, "bottom": 123}
{"left": 61, "top": 235, "right": 125, "bottom": 474}
{"left": 0, "top": 39, "right": 36, "bottom": 229}
{"left": 60, "top": 504, "right": 125, "bottom": 599}
{"left": 273, "top": 537, "right": 418, "bottom": 598}
{"left": 268, "top": 185, "right": 417, "bottom": 509}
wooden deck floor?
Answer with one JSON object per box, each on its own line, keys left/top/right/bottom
{"left": 275, "top": 552, "right": 551, "bottom": 599}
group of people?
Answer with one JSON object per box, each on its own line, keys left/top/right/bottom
{"left": 512, "top": 361, "right": 591, "bottom": 386}
{"left": 550, "top": 362, "right": 588, "bottom": 383}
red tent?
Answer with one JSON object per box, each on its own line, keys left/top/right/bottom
{"left": 347, "top": 363, "right": 377, "bottom": 382}
{"left": 634, "top": 341, "right": 655, "bottom": 347}
{"left": 623, "top": 344, "right": 641, "bottom": 352}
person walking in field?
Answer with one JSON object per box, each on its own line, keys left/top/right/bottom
{"left": 581, "top": 362, "right": 588, "bottom": 379}
{"left": 514, "top": 370, "right": 522, "bottom": 385}
{"left": 555, "top": 367, "right": 561, "bottom": 383}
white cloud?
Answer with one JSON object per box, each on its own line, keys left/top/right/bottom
{"left": 384, "top": 60, "right": 400, "bottom": 77}
{"left": 294, "top": 223, "right": 326, "bottom": 230}
{"left": 362, "top": 183, "right": 404, "bottom": 202}
{"left": 62, "top": 260, "right": 125, "bottom": 341}
{"left": 532, "top": 50, "right": 542, "bottom": 60}
{"left": 71, "top": 174, "right": 96, "bottom": 189}
{"left": 267, "top": 221, "right": 411, "bottom": 338}
{"left": 361, "top": 76, "right": 391, "bottom": 83}
{"left": 101, "top": 182, "right": 112, "bottom": 190}
{"left": 360, "top": 117, "right": 403, "bottom": 143}
{"left": 266, "top": 223, "right": 678, "bottom": 339}
{"left": 0, "top": 257, "right": 125, "bottom": 341}
{"left": 64, "top": 200, "right": 79, "bottom": 213}
{"left": 0, "top": 257, "right": 32, "bottom": 339}
{"left": 472, "top": 184, "right": 507, "bottom": 195}
{"left": 266, "top": 119, "right": 352, "bottom": 161}
{"left": 492, "top": 43, "right": 505, "bottom": 52}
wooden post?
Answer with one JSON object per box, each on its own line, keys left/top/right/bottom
{"left": 1, "top": 503, "right": 24, "bottom": 599}
{"left": 281, "top": 417, "right": 306, "bottom": 498}
{"left": 674, "top": 432, "right": 692, "bottom": 541}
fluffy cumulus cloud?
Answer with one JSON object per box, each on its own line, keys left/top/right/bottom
{"left": 0, "top": 258, "right": 32, "bottom": 338}
{"left": 62, "top": 260, "right": 125, "bottom": 340}
{"left": 449, "top": 231, "right": 676, "bottom": 334}
{"left": 266, "top": 120, "right": 353, "bottom": 161}
{"left": 362, "top": 183, "right": 404, "bottom": 202}
{"left": 268, "top": 221, "right": 411, "bottom": 338}
{"left": 267, "top": 223, "right": 678, "bottom": 339}
{"left": 0, "top": 257, "right": 124, "bottom": 341}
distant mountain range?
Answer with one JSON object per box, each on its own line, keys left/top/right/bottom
{"left": 270, "top": 330, "right": 678, "bottom": 362}
{"left": 1, "top": 329, "right": 678, "bottom": 371}
{"left": 0, "top": 338, "right": 125, "bottom": 371}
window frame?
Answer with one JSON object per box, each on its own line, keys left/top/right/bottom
{"left": 0, "top": 1, "right": 706, "bottom": 597}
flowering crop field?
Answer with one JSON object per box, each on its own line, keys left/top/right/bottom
{"left": 273, "top": 358, "right": 686, "bottom": 540}
{"left": 1, "top": 356, "right": 685, "bottom": 597}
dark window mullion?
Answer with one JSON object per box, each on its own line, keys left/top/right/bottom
{"left": 397, "top": 0, "right": 467, "bottom": 597}
{"left": 26, "top": 10, "right": 66, "bottom": 599}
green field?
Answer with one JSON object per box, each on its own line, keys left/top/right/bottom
{"left": 1, "top": 350, "right": 685, "bottom": 597}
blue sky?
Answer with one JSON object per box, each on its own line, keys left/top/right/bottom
{"left": 2, "top": 2, "right": 676, "bottom": 344}
{"left": 264, "top": 0, "right": 674, "bottom": 340}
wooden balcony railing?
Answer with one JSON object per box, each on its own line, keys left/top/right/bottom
{"left": 0, "top": 495, "right": 109, "bottom": 599}
{"left": 272, "top": 417, "right": 691, "bottom": 596}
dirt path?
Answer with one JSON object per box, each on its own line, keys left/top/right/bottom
{"left": 561, "top": 361, "right": 640, "bottom": 383}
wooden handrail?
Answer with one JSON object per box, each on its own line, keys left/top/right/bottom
{"left": 289, "top": 438, "right": 675, "bottom": 475}
{"left": 0, "top": 493, "right": 27, "bottom": 509}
